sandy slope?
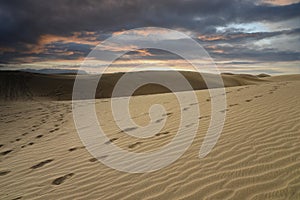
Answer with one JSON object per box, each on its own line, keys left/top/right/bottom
{"left": 0, "top": 74, "right": 300, "bottom": 199}
{"left": 0, "top": 71, "right": 271, "bottom": 100}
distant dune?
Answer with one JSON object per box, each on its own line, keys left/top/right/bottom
{"left": 1, "top": 70, "right": 298, "bottom": 101}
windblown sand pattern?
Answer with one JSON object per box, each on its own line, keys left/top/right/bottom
{"left": 0, "top": 72, "right": 299, "bottom": 199}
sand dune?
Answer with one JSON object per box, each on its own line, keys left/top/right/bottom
{"left": 0, "top": 72, "right": 300, "bottom": 199}
{"left": 0, "top": 70, "right": 280, "bottom": 101}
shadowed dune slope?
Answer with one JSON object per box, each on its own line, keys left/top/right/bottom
{"left": 0, "top": 70, "right": 290, "bottom": 101}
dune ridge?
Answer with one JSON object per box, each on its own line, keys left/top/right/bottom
{"left": 0, "top": 72, "right": 300, "bottom": 199}
{"left": 0, "top": 70, "right": 290, "bottom": 101}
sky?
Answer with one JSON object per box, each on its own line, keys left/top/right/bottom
{"left": 0, "top": 0, "right": 299, "bottom": 74}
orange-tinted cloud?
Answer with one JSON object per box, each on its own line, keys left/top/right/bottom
{"left": 134, "top": 49, "right": 152, "bottom": 56}
{"left": 24, "top": 32, "right": 99, "bottom": 54}
{"left": 112, "top": 29, "right": 170, "bottom": 37}
{"left": 260, "top": 0, "right": 300, "bottom": 5}
{"left": 198, "top": 33, "right": 260, "bottom": 42}
{"left": 198, "top": 35, "right": 227, "bottom": 41}
{"left": 205, "top": 45, "right": 225, "bottom": 54}
{"left": 0, "top": 47, "right": 16, "bottom": 54}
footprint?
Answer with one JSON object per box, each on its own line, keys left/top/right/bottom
{"left": 28, "top": 142, "right": 34, "bottom": 146}
{"left": 229, "top": 104, "right": 239, "bottom": 107}
{"left": 0, "top": 170, "right": 11, "bottom": 176}
{"left": 189, "top": 103, "right": 198, "bottom": 106}
{"left": 49, "top": 128, "right": 59, "bottom": 133}
{"left": 183, "top": 107, "right": 190, "bottom": 111}
{"left": 35, "top": 135, "right": 43, "bottom": 139}
{"left": 220, "top": 109, "right": 229, "bottom": 113}
{"left": 128, "top": 142, "right": 142, "bottom": 149}
{"left": 199, "top": 115, "right": 210, "bottom": 119}
{"left": 30, "top": 159, "right": 53, "bottom": 169}
{"left": 52, "top": 173, "right": 74, "bottom": 185}
{"left": 12, "top": 197, "right": 22, "bottom": 200}
{"left": 0, "top": 150, "right": 13, "bottom": 156}
{"left": 155, "top": 131, "right": 170, "bottom": 137}
{"left": 89, "top": 158, "right": 98, "bottom": 162}
{"left": 0, "top": 144, "right": 3, "bottom": 148}
{"left": 104, "top": 138, "right": 118, "bottom": 145}
{"left": 155, "top": 118, "right": 164, "bottom": 123}
{"left": 120, "top": 127, "right": 138, "bottom": 133}
{"left": 15, "top": 138, "right": 21, "bottom": 141}
{"left": 245, "top": 99, "right": 252, "bottom": 102}
{"left": 254, "top": 95, "right": 263, "bottom": 98}
{"left": 89, "top": 155, "right": 108, "bottom": 162}
{"left": 185, "top": 123, "right": 195, "bottom": 128}
{"left": 162, "top": 112, "right": 172, "bottom": 117}
{"left": 68, "top": 146, "right": 85, "bottom": 152}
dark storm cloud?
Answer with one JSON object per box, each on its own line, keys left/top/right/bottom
{"left": 0, "top": 0, "right": 300, "bottom": 64}
{"left": 1, "top": 0, "right": 300, "bottom": 47}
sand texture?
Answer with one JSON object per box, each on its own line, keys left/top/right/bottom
{"left": 0, "top": 72, "right": 300, "bottom": 199}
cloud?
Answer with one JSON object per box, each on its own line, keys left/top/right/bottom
{"left": 0, "top": 0, "right": 299, "bottom": 71}
{"left": 197, "top": 28, "right": 300, "bottom": 43}
{"left": 259, "top": 0, "right": 300, "bottom": 5}
{"left": 1, "top": 0, "right": 299, "bottom": 47}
